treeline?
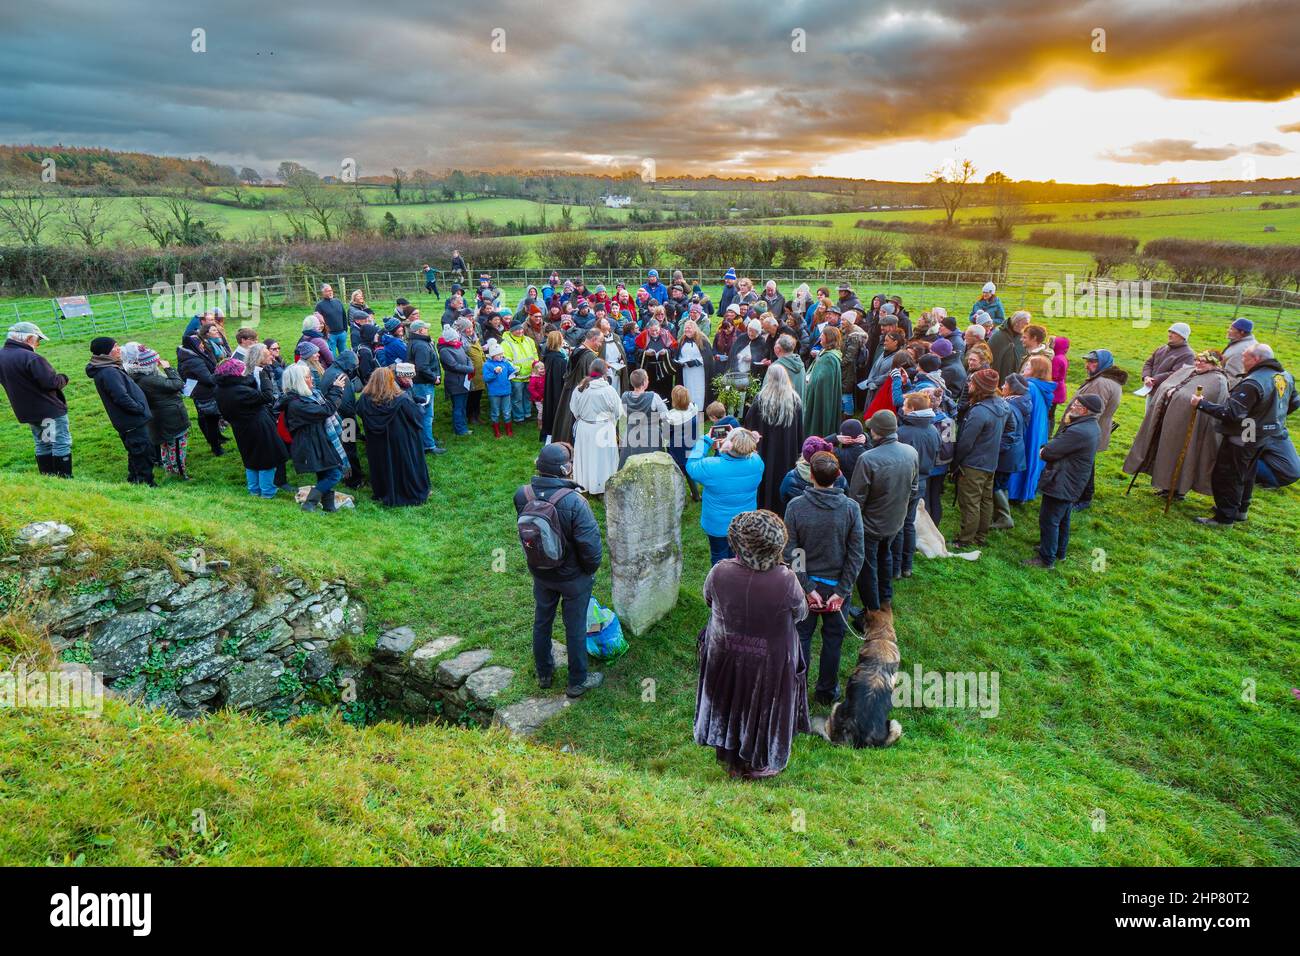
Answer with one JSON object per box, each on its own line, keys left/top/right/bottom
{"left": 0, "top": 145, "right": 237, "bottom": 189}
{"left": 1143, "top": 239, "right": 1300, "bottom": 290}
{"left": 0, "top": 229, "right": 1016, "bottom": 296}
{"left": 0, "top": 235, "right": 470, "bottom": 295}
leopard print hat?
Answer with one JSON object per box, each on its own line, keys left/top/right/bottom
{"left": 727, "top": 509, "right": 788, "bottom": 572}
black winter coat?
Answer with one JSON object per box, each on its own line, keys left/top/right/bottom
{"left": 0, "top": 340, "right": 68, "bottom": 424}
{"left": 215, "top": 372, "right": 288, "bottom": 471}
{"left": 408, "top": 333, "right": 442, "bottom": 385}
{"left": 131, "top": 367, "right": 190, "bottom": 442}
{"left": 86, "top": 360, "right": 152, "bottom": 433}
{"left": 512, "top": 475, "right": 603, "bottom": 583}
{"left": 897, "top": 412, "right": 941, "bottom": 481}
{"left": 281, "top": 383, "right": 346, "bottom": 474}
{"left": 177, "top": 343, "right": 218, "bottom": 407}
{"left": 1039, "top": 414, "right": 1100, "bottom": 502}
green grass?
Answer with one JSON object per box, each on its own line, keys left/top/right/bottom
{"left": 0, "top": 300, "right": 1297, "bottom": 865}
{"left": 1, "top": 194, "right": 628, "bottom": 246}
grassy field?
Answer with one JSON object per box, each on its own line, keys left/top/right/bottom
{"left": 0, "top": 290, "right": 1297, "bottom": 865}
{"left": 4, "top": 194, "right": 630, "bottom": 246}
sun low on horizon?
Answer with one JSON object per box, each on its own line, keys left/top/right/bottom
{"left": 812, "top": 86, "right": 1300, "bottom": 186}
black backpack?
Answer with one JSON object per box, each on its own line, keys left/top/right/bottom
{"left": 517, "top": 486, "right": 574, "bottom": 570}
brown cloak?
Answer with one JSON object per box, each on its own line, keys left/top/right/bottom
{"left": 1122, "top": 365, "right": 1228, "bottom": 496}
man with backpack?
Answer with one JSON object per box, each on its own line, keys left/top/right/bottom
{"left": 514, "top": 443, "right": 605, "bottom": 697}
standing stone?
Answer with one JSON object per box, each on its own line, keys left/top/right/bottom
{"left": 603, "top": 451, "right": 685, "bottom": 635}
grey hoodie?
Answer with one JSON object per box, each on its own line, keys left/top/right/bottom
{"left": 782, "top": 485, "right": 865, "bottom": 599}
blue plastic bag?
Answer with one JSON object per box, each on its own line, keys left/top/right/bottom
{"left": 585, "top": 597, "right": 628, "bottom": 662}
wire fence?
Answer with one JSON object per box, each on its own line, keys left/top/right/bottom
{"left": 8, "top": 265, "right": 1300, "bottom": 342}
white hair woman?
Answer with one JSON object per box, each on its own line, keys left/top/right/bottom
{"left": 726, "top": 317, "right": 769, "bottom": 376}
{"left": 280, "top": 361, "right": 350, "bottom": 512}
{"left": 742, "top": 362, "right": 806, "bottom": 514}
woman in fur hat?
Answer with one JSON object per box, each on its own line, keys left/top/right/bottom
{"left": 694, "top": 509, "right": 811, "bottom": 780}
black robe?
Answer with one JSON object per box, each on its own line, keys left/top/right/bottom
{"left": 540, "top": 348, "right": 568, "bottom": 443}
{"left": 551, "top": 345, "right": 598, "bottom": 445}
{"left": 744, "top": 400, "right": 806, "bottom": 517}
{"left": 356, "top": 391, "right": 430, "bottom": 507}
{"left": 638, "top": 336, "right": 676, "bottom": 402}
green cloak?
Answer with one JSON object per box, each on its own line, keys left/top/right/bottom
{"left": 803, "top": 349, "right": 842, "bottom": 437}
{"left": 775, "top": 352, "right": 807, "bottom": 407}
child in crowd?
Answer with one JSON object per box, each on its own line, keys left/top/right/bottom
{"left": 481, "top": 341, "right": 517, "bottom": 438}
{"left": 528, "top": 359, "right": 546, "bottom": 427}
{"left": 665, "top": 385, "right": 701, "bottom": 501}
{"left": 705, "top": 400, "right": 740, "bottom": 432}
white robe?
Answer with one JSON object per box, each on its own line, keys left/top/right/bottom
{"left": 569, "top": 380, "right": 623, "bottom": 494}
{"left": 678, "top": 340, "right": 706, "bottom": 410}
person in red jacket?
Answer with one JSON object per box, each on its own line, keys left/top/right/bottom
{"left": 1049, "top": 336, "right": 1070, "bottom": 430}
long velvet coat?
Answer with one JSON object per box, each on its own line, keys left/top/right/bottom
{"left": 695, "top": 560, "right": 810, "bottom": 776}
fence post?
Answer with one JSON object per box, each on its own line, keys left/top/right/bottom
{"left": 1275, "top": 290, "right": 1285, "bottom": 333}
{"left": 1231, "top": 286, "right": 1243, "bottom": 320}
{"left": 363, "top": 272, "right": 372, "bottom": 301}
{"left": 116, "top": 292, "right": 128, "bottom": 330}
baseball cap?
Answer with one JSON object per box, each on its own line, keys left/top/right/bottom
{"left": 8, "top": 321, "right": 46, "bottom": 340}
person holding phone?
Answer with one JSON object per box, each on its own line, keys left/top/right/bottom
{"left": 686, "top": 426, "right": 764, "bottom": 565}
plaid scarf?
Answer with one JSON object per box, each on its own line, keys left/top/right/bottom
{"left": 308, "top": 388, "right": 350, "bottom": 474}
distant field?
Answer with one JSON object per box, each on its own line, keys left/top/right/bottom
{"left": 1, "top": 194, "right": 630, "bottom": 245}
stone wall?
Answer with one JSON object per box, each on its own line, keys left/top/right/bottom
{"left": 8, "top": 522, "right": 574, "bottom": 737}
{"left": 9, "top": 522, "right": 365, "bottom": 721}
{"left": 369, "top": 626, "right": 573, "bottom": 735}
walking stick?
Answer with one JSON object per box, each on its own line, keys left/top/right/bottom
{"left": 1164, "top": 385, "right": 1203, "bottom": 515}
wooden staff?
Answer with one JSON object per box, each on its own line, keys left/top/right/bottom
{"left": 1164, "top": 385, "right": 1204, "bottom": 515}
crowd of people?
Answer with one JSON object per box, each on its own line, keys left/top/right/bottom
{"left": 2, "top": 266, "right": 1296, "bottom": 775}
{"left": 493, "top": 269, "right": 1297, "bottom": 775}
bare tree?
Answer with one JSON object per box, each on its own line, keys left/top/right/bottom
{"left": 0, "top": 182, "right": 56, "bottom": 244}
{"left": 391, "top": 168, "right": 406, "bottom": 202}
{"left": 60, "top": 196, "right": 114, "bottom": 248}
{"left": 930, "top": 158, "right": 977, "bottom": 228}
{"left": 131, "top": 199, "right": 174, "bottom": 247}
{"left": 286, "top": 171, "right": 344, "bottom": 240}
{"left": 987, "top": 176, "right": 1026, "bottom": 239}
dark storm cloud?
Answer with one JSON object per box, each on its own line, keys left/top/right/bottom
{"left": 1101, "top": 138, "right": 1292, "bottom": 164}
{"left": 1, "top": 0, "right": 1298, "bottom": 175}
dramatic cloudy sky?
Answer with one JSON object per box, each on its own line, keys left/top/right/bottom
{"left": 3, "top": 0, "right": 1300, "bottom": 183}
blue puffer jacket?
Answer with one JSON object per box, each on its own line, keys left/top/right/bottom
{"left": 481, "top": 357, "right": 517, "bottom": 397}
{"left": 686, "top": 435, "right": 765, "bottom": 537}
{"left": 954, "top": 396, "right": 1010, "bottom": 473}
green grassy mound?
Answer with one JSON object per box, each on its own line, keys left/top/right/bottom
{"left": 0, "top": 302, "right": 1297, "bottom": 865}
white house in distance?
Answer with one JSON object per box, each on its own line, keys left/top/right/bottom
{"left": 603, "top": 194, "right": 632, "bottom": 208}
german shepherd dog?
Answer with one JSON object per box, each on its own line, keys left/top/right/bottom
{"left": 817, "top": 606, "right": 903, "bottom": 748}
